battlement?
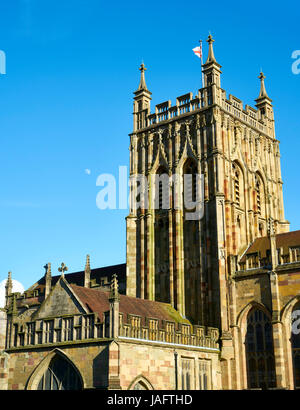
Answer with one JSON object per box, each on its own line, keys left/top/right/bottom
{"left": 147, "top": 88, "right": 212, "bottom": 126}
{"left": 142, "top": 86, "right": 271, "bottom": 136}
{"left": 221, "top": 90, "right": 269, "bottom": 135}
{"left": 119, "top": 312, "right": 219, "bottom": 349}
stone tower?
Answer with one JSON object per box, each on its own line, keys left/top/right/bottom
{"left": 126, "top": 35, "right": 289, "bottom": 332}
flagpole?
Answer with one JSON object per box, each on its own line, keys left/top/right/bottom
{"left": 199, "top": 39, "right": 204, "bottom": 89}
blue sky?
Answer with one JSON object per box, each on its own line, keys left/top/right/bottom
{"left": 0, "top": 0, "right": 299, "bottom": 290}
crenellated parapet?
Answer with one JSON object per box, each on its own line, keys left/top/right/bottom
{"left": 133, "top": 83, "right": 274, "bottom": 141}
{"left": 147, "top": 89, "right": 212, "bottom": 127}
{"left": 119, "top": 312, "right": 219, "bottom": 349}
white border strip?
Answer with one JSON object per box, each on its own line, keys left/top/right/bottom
{"left": 118, "top": 336, "right": 219, "bottom": 351}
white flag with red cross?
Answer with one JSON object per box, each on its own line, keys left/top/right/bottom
{"left": 192, "top": 44, "right": 202, "bottom": 59}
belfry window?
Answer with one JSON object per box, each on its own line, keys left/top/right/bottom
{"left": 155, "top": 168, "right": 169, "bottom": 211}
{"left": 245, "top": 308, "right": 276, "bottom": 389}
{"left": 232, "top": 163, "right": 242, "bottom": 206}
{"left": 183, "top": 160, "right": 197, "bottom": 210}
{"left": 232, "top": 165, "right": 239, "bottom": 206}
{"left": 232, "top": 163, "right": 244, "bottom": 208}
{"left": 37, "top": 355, "right": 82, "bottom": 390}
{"left": 158, "top": 179, "right": 163, "bottom": 209}
{"left": 255, "top": 174, "right": 263, "bottom": 215}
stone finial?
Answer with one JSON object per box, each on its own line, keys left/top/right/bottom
{"left": 109, "top": 274, "right": 120, "bottom": 339}
{"left": 5, "top": 271, "right": 12, "bottom": 293}
{"left": 5, "top": 271, "right": 13, "bottom": 308}
{"left": 85, "top": 254, "right": 91, "bottom": 272}
{"left": 84, "top": 255, "right": 91, "bottom": 288}
{"left": 268, "top": 217, "right": 278, "bottom": 268}
{"left": 109, "top": 274, "right": 119, "bottom": 302}
{"left": 44, "top": 263, "right": 51, "bottom": 277}
{"left": 204, "top": 34, "right": 217, "bottom": 64}
{"left": 44, "top": 263, "right": 52, "bottom": 298}
{"left": 137, "top": 62, "right": 148, "bottom": 91}
{"left": 257, "top": 71, "right": 269, "bottom": 99}
{"left": 58, "top": 262, "right": 68, "bottom": 278}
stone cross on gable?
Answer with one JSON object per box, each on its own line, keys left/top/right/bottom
{"left": 58, "top": 262, "right": 68, "bottom": 277}
{"left": 44, "top": 263, "right": 51, "bottom": 276}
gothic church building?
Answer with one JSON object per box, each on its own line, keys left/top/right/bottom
{"left": 1, "top": 35, "right": 300, "bottom": 390}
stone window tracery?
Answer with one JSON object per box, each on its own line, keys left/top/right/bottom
{"left": 37, "top": 355, "right": 82, "bottom": 390}
{"left": 245, "top": 308, "right": 276, "bottom": 389}
{"left": 199, "top": 359, "right": 211, "bottom": 390}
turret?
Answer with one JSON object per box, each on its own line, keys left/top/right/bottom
{"left": 255, "top": 72, "right": 275, "bottom": 137}
{"left": 202, "top": 34, "right": 222, "bottom": 97}
{"left": 133, "top": 63, "right": 152, "bottom": 131}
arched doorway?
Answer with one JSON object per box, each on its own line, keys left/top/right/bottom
{"left": 37, "top": 354, "right": 82, "bottom": 390}
{"left": 291, "top": 302, "right": 300, "bottom": 388}
{"left": 245, "top": 308, "right": 276, "bottom": 389}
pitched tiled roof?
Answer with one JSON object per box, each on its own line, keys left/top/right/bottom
{"left": 241, "top": 230, "right": 300, "bottom": 260}
{"left": 29, "top": 263, "right": 126, "bottom": 294}
{"left": 69, "top": 284, "right": 189, "bottom": 326}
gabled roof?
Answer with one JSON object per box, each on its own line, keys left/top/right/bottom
{"left": 241, "top": 230, "right": 300, "bottom": 261}
{"left": 69, "top": 284, "right": 190, "bottom": 326}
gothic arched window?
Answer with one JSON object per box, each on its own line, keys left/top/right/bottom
{"left": 37, "top": 355, "right": 82, "bottom": 390}
{"left": 129, "top": 376, "right": 153, "bottom": 390}
{"left": 291, "top": 302, "right": 300, "bottom": 388}
{"left": 255, "top": 173, "right": 264, "bottom": 217}
{"left": 155, "top": 167, "right": 169, "bottom": 211}
{"left": 245, "top": 308, "right": 276, "bottom": 389}
{"left": 183, "top": 159, "right": 197, "bottom": 211}
{"left": 182, "top": 159, "right": 200, "bottom": 323}
{"left": 154, "top": 167, "right": 170, "bottom": 303}
{"left": 232, "top": 162, "right": 244, "bottom": 207}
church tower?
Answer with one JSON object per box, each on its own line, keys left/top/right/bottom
{"left": 126, "top": 35, "right": 289, "bottom": 335}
